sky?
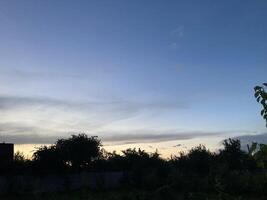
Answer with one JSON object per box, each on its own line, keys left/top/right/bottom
{"left": 0, "top": 0, "right": 267, "bottom": 157}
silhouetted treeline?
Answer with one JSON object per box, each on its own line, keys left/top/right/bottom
{"left": 4, "top": 134, "right": 267, "bottom": 199}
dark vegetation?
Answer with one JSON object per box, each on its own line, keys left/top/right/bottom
{"left": 3, "top": 134, "right": 267, "bottom": 200}
{"left": 254, "top": 83, "right": 267, "bottom": 126}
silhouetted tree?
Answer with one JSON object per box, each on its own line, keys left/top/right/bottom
{"left": 32, "top": 145, "right": 64, "bottom": 173}
{"left": 12, "top": 151, "right": 31, "bottom": 174}
{"left": 32, "top": 134, "right": 102, "bottom": 172}
{"left": 176, "top": 145, "right": 213, "bottom": 175}
{"left": 55, "top": 134, "right": 102, "bottom": 170}
{"left": 101, "top": 148, "right": 167, "bottom": 188}
{"left": 218, "top": 139, "right": 256, "bottom": 170}
{"left": 5, "top": 134, "right": 267, "bottom": 198}
{"left": 248, "top": 142, "right": 267, "bottom": 169}
{"left": 254, "top": 83, "right": 267, "bottom": 126}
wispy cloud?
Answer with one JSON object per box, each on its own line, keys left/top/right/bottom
{"left": 0, "top": 133, "right": 60, "bottom": 144}
{"left": 0, "top": 68, "right": 84, "bottom": 81}
{"left": 170, "top": 25, "right": 184, "bottom": 49}
{"left": 0, "top": 125, "right": 223, "bottom": 145}
{"left": 0, "top": 67, "right": 119, "bottom": 83}
{"left": 0, "top": 96, "right": 70, "bottom": 110}
{"left": 0, "top": 95, "right": 187, "bottom": 113}
{"left": 171, "top": 26, "right": 184, "bottom": 37}
{"left": 102, "top": 130, "right": 222, "bottom": 144}
{"left": 0, "top": 95, "right": 188, "bottom": 144}
{"left": 2, "top": 95, "right": 255, "bottom": 147}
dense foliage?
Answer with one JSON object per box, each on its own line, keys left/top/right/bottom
{"left": 254, "top": 83, "right": 267, "bottom": 126}
{"left": 3, "top": 134, "right": 267, "bottom": 199}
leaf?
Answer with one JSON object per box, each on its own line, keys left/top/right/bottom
{"left": 261, "top": 109, "right": 265, "bottom": 116}
{"left": 262, "top": 92, "right": 267, "bottom": 99}
{"left": 257, "top": 96, "right": 261, "bottom": 102}
{"left": 255, "top": 93, "right": 259, "bottom": 98}
{"left": 254, "top": 86, "right": 262, "bottom": 91}
{"left": 254, "top": 91, "right": 260, "bottom": 98}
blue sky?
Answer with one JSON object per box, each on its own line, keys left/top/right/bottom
{"left": 0, "top": 0, "right": 266, "bottom": 156}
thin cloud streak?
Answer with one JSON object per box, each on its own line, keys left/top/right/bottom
{"left": 0, "top": 129, "right": 223, "bottom": 145}
{"left": 0, "top": 95, "right": 187, "bottom": 111}
{"left": 0, "top": 95, "right": 188, "bottom": 131}
{"left": 0, "top": 68, "right": 84, "bottom": 80}
{"left": 0, "top": 134, "right": 59, "bottom": 144}
{"left": 102, "top": 130, "right": 223, "bottom": 144}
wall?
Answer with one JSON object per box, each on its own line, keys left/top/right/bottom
{"left": 0, "top": 172, "right": 126, "bottom": 194}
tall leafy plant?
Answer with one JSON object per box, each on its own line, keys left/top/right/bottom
{"left": 254, "top": 83, "right": 267, "bottom": 126}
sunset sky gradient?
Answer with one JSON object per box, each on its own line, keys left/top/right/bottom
{"left": 0, "top": 0, "right": 267, "bottom": 157}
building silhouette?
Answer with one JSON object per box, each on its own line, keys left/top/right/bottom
{"left": 0, "top": 143, "right": 14, "bottom": 170}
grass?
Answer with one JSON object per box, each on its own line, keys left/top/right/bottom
{"left": 2, "top": 188, "right": 267, "bottom": 200}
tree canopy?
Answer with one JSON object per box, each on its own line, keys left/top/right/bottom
{"left": 32, "top": 134, "right": 102, "bottom": 172}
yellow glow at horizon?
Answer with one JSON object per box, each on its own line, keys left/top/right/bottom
{"left": 14, "top": 135, "right": 225, "bottom": 159}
